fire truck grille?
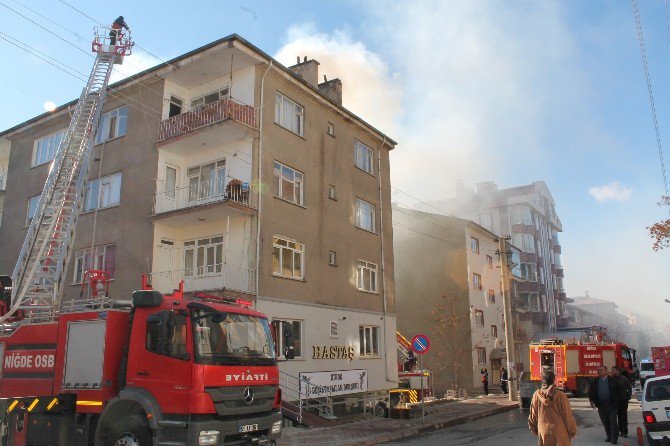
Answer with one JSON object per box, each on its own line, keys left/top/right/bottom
{"left": 205, "top": 385, "right": 277, "bottom": 416}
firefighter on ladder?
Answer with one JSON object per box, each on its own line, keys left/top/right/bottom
{"left": 109, "top": 16, "right": 129, "bottom": 46}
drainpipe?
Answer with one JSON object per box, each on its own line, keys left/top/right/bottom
{"left": 255, "top": 61, "right": 273, "bottom": 300}
{"left": 377, "top": 137, "right": 395, "bottom": 383}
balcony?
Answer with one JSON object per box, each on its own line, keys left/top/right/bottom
{"left": 159, "top": 97, "right": 257, "bottom": 141}
{"left": 555, "top": 267, "right": 564, "bottom": 278}
{"left": 518, "top": 281, "right": 540, "bottom": 293}
{"left": 553, "top": 243, "right": 561, "bottom": 254}
{"left": 153, "top": 177, "right": 255, "bottom": 225}
{"left": 520, "top": 252, "right": 537, "bottom": 263}
{"left": 149, "top": 263, "right": 255, "bottom": 296}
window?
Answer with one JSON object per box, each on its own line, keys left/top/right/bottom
{"left": 486, "top": 255, "right": 493, "bottom": 268}
{"left": 329, "top": 251, "right": 337, "bottom": 267}
{"left": 184, "top": 236, "right": 223, "bottom": 278}
{"left": 645, "top": 377, "right": 670, "bottom": 402}
{"left": 146, "top": 310, "right": 188, "bottom": 359}
{"left": 187, "top": 160, "right": 226, "bottom": 202}
{"left": 272, "top": 236, "right": 304, "bottom": 280}
{"left": 472, "top": 273, "right": 482, "bottom": 290}
{"left": 541, "top": 295, "right": 548, "bottom": 313}
{"left": 512, "top": 233, "right": 535, "bottom": 253}
{"left": 165, "top": 166, "right": 177, "bottom": 199}
{"left": 274, "top": 92, "right": 304, "bottom": 136}
{"left": 488, "top": 289, "right": 496, "bottom": 304}
{"left": 327, "top": 122, "right": 335, "bottom": 136}
{"left": 73, "top": 244, "right": 116, "bottom": 284}
{"left": 355, "top": 198, "right": 376, "bottom": 232}
{"left": 477, "top": 348, "right": 487, "bottom": 364}
{"left": 491, "top": 325, "right": 498, "bottom": 338}
{"left": 26, "top": 194, "right": 41, "bottom": 226}
{"left": 191, "top": 88, "right": 229, "bottom": 109}
{"left": 479, "top": 213, "right": 492, "bottom": 230}
{"left": 521, "top": 293, "right": 540, "bottom": 311}
{"left": 520, "top": 263, "right": 538, "bottom": 282}
{"left": 475, "top": 310, "right": 484, "bottom": 327}
{"left": 95, "top": 106, "right": 128, "bottom": 144}
{"left": 509, "top": 206, "right": 532, "bottom": 225}
{"left": 274, "top": 319, "right": 303, "bottom": 359}
{"left": 539, "top": 266, "right": 545, "bottom": 284}
{"left": 33, "top": 131, "right": 64, "bottom": 166}
{"left": 84, "top": 172, "right": 122, "bottom": 212}
{"left": 168, "top": 95, "right": 183, "bottom": 117}
{"left": 273, "top": 161, "right": 304, "bottom": 206}
{"left": 328, "top": 185, "right": 336, "bottom": 200}
{"left": 354, "top": 140, "right": 374, "bottom": 174}
{"left": 356, "top": 260, "right": 377, "bottom": 293}
{"left": 359, "top": 325, "right": 379, "bottom": 357}
{"left": 471, "top": 237, "right": 480, "bottom": 254}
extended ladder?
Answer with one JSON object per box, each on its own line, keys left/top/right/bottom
{"left": 1, "top": 28, "right": 133, "bottom": 322}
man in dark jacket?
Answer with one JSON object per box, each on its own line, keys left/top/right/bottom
{"left": 109, "top": 16, "right": 129, "bottom": 46}
{"left": 611, "top": 366, "right": 633, "bottom": 438}
{"left": 589, "top": 366, "right": 621, "bottom": 444}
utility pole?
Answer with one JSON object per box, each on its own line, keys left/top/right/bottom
{"left": 497, "top": 236, "right": 518, "bottom": 402}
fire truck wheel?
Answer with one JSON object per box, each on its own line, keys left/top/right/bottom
{"left": 374, "top": 403, "right": 387, "bottom": 418}
{"left": 109, "top": 415, "right": 152, "bottom": 446}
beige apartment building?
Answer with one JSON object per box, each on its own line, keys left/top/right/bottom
{"left": 0, "top": 34, "right": 398, "bottom": 406}
{"left": 393, "top": 207, "right": 522, "bottom": 395}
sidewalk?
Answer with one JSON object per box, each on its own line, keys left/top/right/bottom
{"left": 277, "top": 395, "right": 519, "bottom": 446}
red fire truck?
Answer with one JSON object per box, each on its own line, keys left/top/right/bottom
{"left": 651, "top": 346, "right": 670, "bottom": 377}
{"left": 0, "top": 27, "right": 288, "bottom": 446}
{"left": 530, "top": 339, "right": 636, "bottom": 396}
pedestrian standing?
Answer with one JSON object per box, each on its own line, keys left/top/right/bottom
{"left": 501, "top": 367, "right": 509, "bottom": 395}
{"left": 481, "top": 367, "right": 489, "bottom": 396}
{"left": 611, "top": 366, "right": 632, "bottom": 439}
{"left": 528, "top": 370, "right": 577, "bottom": 445}
{"left": 588, "top": 365, "right": 621, "bottom": 444}
{"left": 109, "top": 16, "right": 129, "bottom": 46}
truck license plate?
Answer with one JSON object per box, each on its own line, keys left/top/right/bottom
{"left": 239, "top": 424, "right": 259, "bottom": 433}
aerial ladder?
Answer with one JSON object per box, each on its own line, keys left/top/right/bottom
{"left": 0, "top": 28, "right": 133, "bottom": 324}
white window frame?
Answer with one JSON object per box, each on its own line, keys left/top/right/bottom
{"left": 473, "top": 273, "right": 482, "bottom": 290}
{"left": 274, "top": 318, "right": 303, "bottom": 360}
{"left": 164, "top": 165, "right": 178, "bottom": 199}
{"left": 272, "top": 236, "right": 304, "bottom": 280}
{"left": 488, "top": 289, "right": 496, "bottom": 304}
{"left": 274, "top": 92, "right": 304, "bottom": 136}
{"left": 183, "top": 236, "right": 224, "bottom": 278}
{"left": 354, "top": 140, "right": 374, "bottom": 175}
{"left": 187, "top": 159, "right": 226, "bottom": 203}
{"left": 471, "top": 237, "right": 480, "bottom": 254}
{"left": 26, "top": 194, "right": 41, "bottom": 227}
{"left": 359, "top": 325, "right": 379, "bottom": 357}
{"left": 273, "top": 161, "right": 304, "bottom": 206}
{"left": 327, "top": 122, "right": 335, "bottom": 136}
{"left": 73, "top": 244, "right": 116, "bottom": 284}
{"left": 520, "top": 263, "right": 538, "bottom": 282}
{"left": 355, "top": 198, "right": 376, "bottom": 233}
{"left": 477, "top": 347, "right": 487, "bottom": 364}
{"left": 356, "top": 260, "right": 378, "bottom": 293}
{"left": 328, "top": 251, "right": 337, "bottom": 267}
{"left": 95, "top": 106, "right": 128, "bottom": 145}
{"left": 491, "top": 325, "right": 498, "bottom": 338}
{"left": 475, "top": 310, "right": 485, "bottom": 327}
{"left": 84, "top": 172, "right": 122, "bottom": 212}
{"left": 33, "top": 130, "right": 65, "bottom": 167}
{"left": 190, "top": 87, "right": 229, "bottom": 109}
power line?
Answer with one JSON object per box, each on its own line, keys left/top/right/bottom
{"left": 632, "top": 0, "right": 669, "bottom": 201}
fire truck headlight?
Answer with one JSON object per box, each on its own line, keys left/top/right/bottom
{"left": 271, "top": 420, "right": 282, "bottom": 435}
{"left": 198, "top": 430, "right": 220, "bottom": 445}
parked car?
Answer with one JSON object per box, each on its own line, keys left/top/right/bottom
{"left": 641, "top": 359, "right": 657, "bottom": 387}
{"left": 519, "top": 371, "right": 541, "bottom": 409}
{"left": 641, "top": 375, "right": 670, "bottom": 445}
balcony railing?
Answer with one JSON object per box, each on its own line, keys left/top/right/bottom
{"left": 154, "top": 177, "right": 252, "bottom": 215}
{"left": 149, "top": 263, "right": 255, "bottom": 295}
{"left": 158, "top": 97, "right": 258, "bottom": 142}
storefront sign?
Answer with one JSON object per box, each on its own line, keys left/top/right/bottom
{"left": 312, "top": 345, "right": 355, "bottom": 361}
{"left": 299, "top": 369, "right": 368, "bottom": 399}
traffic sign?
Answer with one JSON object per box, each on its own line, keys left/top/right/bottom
{"left": 411, "top": 334, "right": 431, "bottom": 355}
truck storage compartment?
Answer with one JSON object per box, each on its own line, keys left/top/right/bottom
{"left": 63, "top": 320, "right": 106, "bottom": 390}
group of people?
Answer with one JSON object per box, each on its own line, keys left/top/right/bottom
{"left": 479, "top": 366, "right": 509, "bottom": 396}
{"left": 527, "top": 365, "right": 632, "bottom": 445}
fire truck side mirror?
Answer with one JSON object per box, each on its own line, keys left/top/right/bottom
{"left": 282, "top": 321, "right": 295, "bottom": 360}
{"left": 132, "top": 290, "right": 163, "bottom": 307}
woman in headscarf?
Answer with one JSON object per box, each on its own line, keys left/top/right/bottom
{"left": 528, "top": 370, "right": 577, "bottom": 446}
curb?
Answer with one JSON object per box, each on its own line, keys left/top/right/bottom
{"left": 344, "top": 403, "right": 519, "bottom": 446}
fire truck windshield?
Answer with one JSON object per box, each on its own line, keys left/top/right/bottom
{"left": 191, "top": 308, "right": 276, "bottom": 366}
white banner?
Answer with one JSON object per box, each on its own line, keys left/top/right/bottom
{"left": 299, "top": 369, "right": 368, "bottom": 399}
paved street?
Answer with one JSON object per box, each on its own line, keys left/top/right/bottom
{"left": 384, "top": 397, "right": 647, "bottom": 445}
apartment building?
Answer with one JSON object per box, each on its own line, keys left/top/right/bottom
{"left": 0, "top": 34, "right": 398, "bottom": 406}
{"left": 428, "top": 181, "right": 566, "bottom": 354}
{"left": 393, "top": 207, "right": 521, "bottom": 395}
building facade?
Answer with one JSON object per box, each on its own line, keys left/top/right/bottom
{"left": 393, "top": 207, "right": 520, "bottom": 395}
{"left": 428, "top": 181, "right": 566, "bottom": 354}
{"left": 0, "top": 35, "right": 398, "bottom": 408}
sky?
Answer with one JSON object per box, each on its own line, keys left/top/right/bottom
{"left": 0, "top": 0, "right": 669, "bottom": 327}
